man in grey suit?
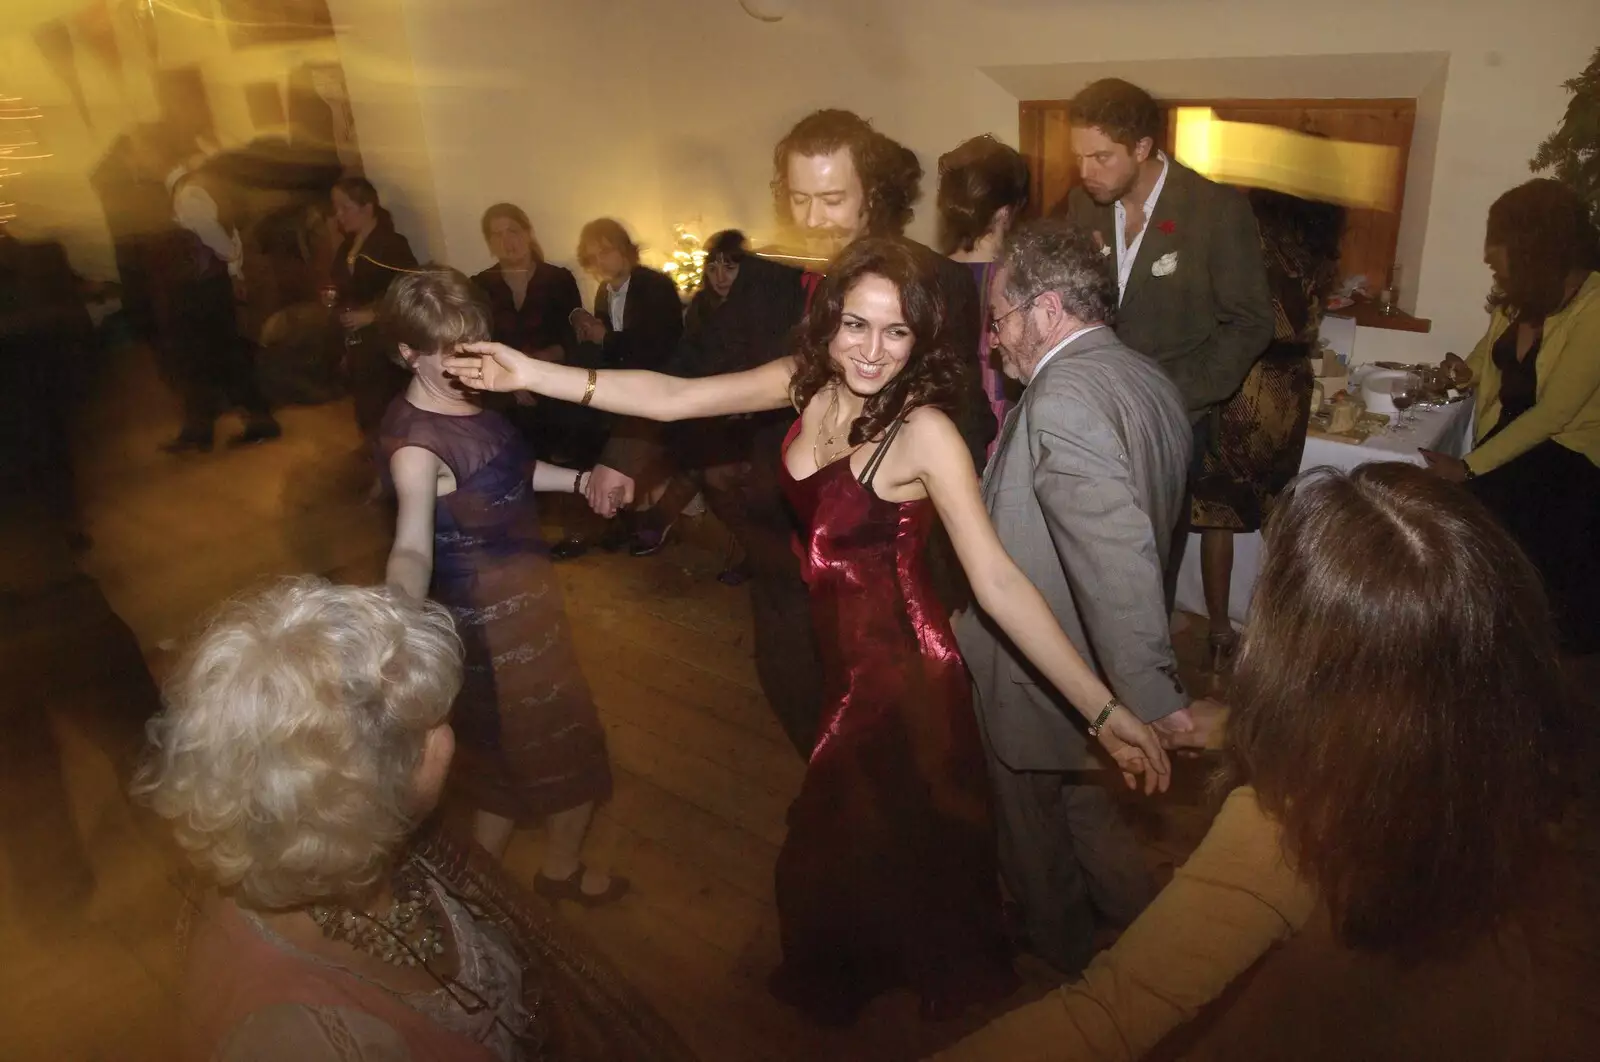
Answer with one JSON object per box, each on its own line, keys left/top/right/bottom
{"left": 955, "top": 218, "right": 1197, "bottom": 976}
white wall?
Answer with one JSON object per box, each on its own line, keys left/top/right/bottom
{"left": 319, "top": 0, "right": 1600, "bottom": 351}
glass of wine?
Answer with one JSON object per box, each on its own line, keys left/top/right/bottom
{"left": 1390, "top": 372, "right": 1422, "bottom": 432}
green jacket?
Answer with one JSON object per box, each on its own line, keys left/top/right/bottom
{"left": 1065, "top": 159, "right": 1274, "bottom": 420}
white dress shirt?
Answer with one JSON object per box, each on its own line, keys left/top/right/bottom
{"left": 173, "top": 182, "right": 244, "bottom": 280}
{"left": 1112, "top": 151, "right": 1169, "bottom": 304}
{"left": 606, "top": 275, "right": 631, "bottom": 332}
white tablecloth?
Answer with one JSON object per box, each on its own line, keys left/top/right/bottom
{"left": 1173, "top": 399, "right": 1476, "bottom": 624}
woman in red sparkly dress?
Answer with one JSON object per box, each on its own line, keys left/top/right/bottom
{"left": 447, "top": 237, "right": 1171, "bottom": 1024}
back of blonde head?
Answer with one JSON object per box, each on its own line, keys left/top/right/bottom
{"left": 133, "top": 577, "right": 462, "bottom": 909}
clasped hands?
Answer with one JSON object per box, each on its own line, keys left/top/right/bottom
{"left": 569, "top": 308, "right": 608, "bottom": 345}
{"left": 1155, "top": 698, "right": 1228, "bottom": 752}
{"left": 1096, "top": 697, "right": 1227, "bottom": 796}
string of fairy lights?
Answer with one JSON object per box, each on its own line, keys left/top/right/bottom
{"left": 0, "top": 94, "right": 52, "bottom": 225}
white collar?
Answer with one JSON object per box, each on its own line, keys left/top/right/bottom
{"left": 1029, "top": 324, "right": 1108, "bottom": 381}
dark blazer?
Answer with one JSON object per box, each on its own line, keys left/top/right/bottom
{"left": 331, "top": 221, "right": 417, "bottom": 311}
{"left": 1064, "top": 159, "right": 1274, "bottom": 419}
{"left": 590, "top": 264, "right": 684, "bottom": 371}
{"left": 672, "top": 253, "right": 809, "bottom": 378}
{"left": 473, "top": 261, "right": 582, "bottom": 357}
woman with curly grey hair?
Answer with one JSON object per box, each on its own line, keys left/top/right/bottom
{"left": 135, "top": 577, "right": 696, "bottom": 1062}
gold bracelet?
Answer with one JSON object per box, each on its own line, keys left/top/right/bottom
{"left": 1086, "top": 698, "right": 1122, "bottom": 738}
{"left": 580, "top": 368, "right": 597, "bottom": 407}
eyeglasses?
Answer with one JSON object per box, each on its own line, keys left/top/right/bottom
{"left": 988, "top": 293, "right": 1039, "bottom": 336}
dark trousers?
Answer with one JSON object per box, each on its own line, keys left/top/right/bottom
{"left": 168, "top": 274, "right": 275, "bottom": 440}
{"left": 1469, "top": 440, "right": 1600, "bottom": 654}
{"left": 740, "top": 419, "right": 824, "bottom": 758}
{"left": 986, "top": 760, "right": 1158, "bottom": 975}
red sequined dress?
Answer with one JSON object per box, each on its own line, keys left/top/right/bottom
{"left": 769, "top": 413, "right": 1016, "bottom": 1024}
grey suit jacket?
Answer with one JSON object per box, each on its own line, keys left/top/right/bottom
{"left": 955, "top": 327, "right": 1191, "bottom": 773}
{"left": 1064, "top": 160, "right": 1274, "bottom": 420}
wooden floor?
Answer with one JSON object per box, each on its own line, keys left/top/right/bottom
{"left": 0, "top": 341, "right": 1221, "bottom": 1061}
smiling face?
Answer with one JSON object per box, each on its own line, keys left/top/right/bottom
{"left": 1070, "top": 124, "right": 1149, "bottom": 206}
{"left": 827, "top": 273, "right": 915, "bottom": 396}
{"left": 487, "top": 216, "right": 535, "bottom": 270}
{"left": 787, "top": 147, "right": 868, "bottom": 258}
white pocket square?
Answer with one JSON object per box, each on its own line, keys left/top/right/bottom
{"left": 1151, "top": 251, "right": 1178, "bottom": 277}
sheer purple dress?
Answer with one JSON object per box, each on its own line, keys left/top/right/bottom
{"left": 379, "top": 398, "right": 612, "bottom": 821}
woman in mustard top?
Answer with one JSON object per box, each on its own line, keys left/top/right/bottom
{"left": 1423, "top": 179, "right": 1600, "bottom": 653}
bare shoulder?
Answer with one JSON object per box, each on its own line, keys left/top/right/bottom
{"left": 388, "top": 446, "right": 443, "bottom": 496}
{"left": 895, "top": 405, "right": 970, "bottom": 474}
{"left": 389, "top": 444, "right": 441, "bottom": 473}
{"left": 901, "top": 404, "right": 962, "bottom": 446}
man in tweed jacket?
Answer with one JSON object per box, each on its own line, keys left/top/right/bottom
{"left": 954, "top": 218, "right": 1196, "bottom": 976}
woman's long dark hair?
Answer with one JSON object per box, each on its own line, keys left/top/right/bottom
{"left": 789, "top": 237, "right": 970, "bottom": 445}
{"left": 1486, "top": 178, "right": 1600, "bottom": 319}
{"left": 1223, "top": 464, "right": 1570, "bottom": 959}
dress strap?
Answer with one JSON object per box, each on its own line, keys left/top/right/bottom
{"left": 858, "top": 410, "right": 911, "bottom": 493}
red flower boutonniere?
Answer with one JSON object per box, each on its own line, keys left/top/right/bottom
{"left": 1157, "top": 219, "right": 1177, "bottom": 236}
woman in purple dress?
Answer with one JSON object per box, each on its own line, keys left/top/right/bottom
{"left": 446, "top": 238, "right": 1171, "bottom": 1023}
{"left": 938, "top": 135, "right": 1031, "bottom": 460}
{"left": 378, "top": 267, "right": 624, "bottom": 905}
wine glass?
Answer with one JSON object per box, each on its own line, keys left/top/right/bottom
{"left": 1390, "top": 372, "right": 1421, "bottom": 432}
{"left": 337, "top": 299, "right": 363, "bottom": 349}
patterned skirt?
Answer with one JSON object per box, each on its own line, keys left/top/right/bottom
{"left": 437, "top": 552, "right": 613, "bottom": 823}
{"left": 1192, "top": 345, "right": 1315, "bottom": 533}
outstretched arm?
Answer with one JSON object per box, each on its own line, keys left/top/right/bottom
{"left": 906, "top": 411, "right": 1171, "bottom": 792}
{"left": 386, "top": 447, "right": 440, "bottom": 601}
{"left": 446, "top": 342, "right": 795, "bottom": 422}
